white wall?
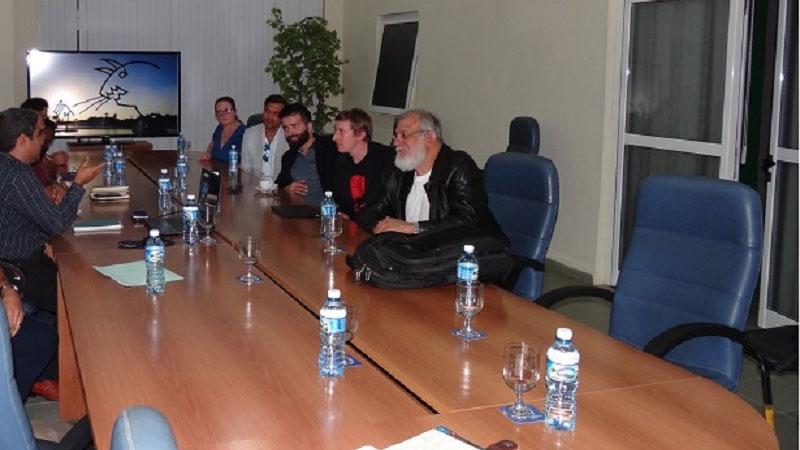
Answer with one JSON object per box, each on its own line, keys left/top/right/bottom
{"left": 0, "top": 0, "right": 38, "bottom": 108}
{"left": 338, "top": 0, "right": 611, "bottom": 276}
{"left": 36, "top": 0, "right": 321, "bottom": 152}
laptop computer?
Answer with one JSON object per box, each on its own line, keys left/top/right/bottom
{"left": 147, "top": 169, "right": 221, "bottom": 236}
{"left": 271, "top": 204, "right": 320, "bottom": 219}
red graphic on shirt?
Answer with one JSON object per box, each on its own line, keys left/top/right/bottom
{"left": 349, "top": 174, "right": 367, "bottom": 212}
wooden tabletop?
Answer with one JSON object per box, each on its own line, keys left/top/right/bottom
{"left": 57, "top": 246, "right": 428, "bottom": 449}
{"left": 53, "top": 151, "right": 777, "bottom": 449}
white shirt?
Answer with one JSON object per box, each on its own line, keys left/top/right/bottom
{"left": 241, "top": 124, "right": 289, "bottom": 182}
{"left": 405, "top": 170, "right": 431, "bottom": 223}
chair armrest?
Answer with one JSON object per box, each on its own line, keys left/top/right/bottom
{"left": 643, "top": 322, "right": 747, "bottom": 358}
{"left": 58, "top": 416, "right": 93, "bottom": 450}
{"left": 535, "top": 285, "right": 615, "bottom": 309}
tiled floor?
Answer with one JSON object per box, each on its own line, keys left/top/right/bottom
{"left": 26, "top": 269, "right": 797, "bottom": 448}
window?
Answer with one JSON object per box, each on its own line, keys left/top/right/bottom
{"left": 371, "top": 12, "right": 420, "bottom": 114}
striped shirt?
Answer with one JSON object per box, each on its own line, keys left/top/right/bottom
{"left": 0, "top": 152, "right": 84, "bottom": 259}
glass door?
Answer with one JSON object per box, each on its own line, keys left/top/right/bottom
{"left": 759, "top": 0, "right": 798, "bottom": 327}
{"left": 613, "top": 0, "right": 748, "bottom": 271}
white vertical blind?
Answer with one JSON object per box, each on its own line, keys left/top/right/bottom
{"left": 37, "top": 0, "right": 321, "bottom": 150}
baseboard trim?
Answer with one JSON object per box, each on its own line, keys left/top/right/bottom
{"left": 545, "top": 258, "right": 593, "bottom": 284}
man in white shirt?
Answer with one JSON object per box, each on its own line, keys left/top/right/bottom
{"left": 357, "top": 109, "right": 501, "bottom": 236}
{"left": 241, "top": 95, "right": 289, "bottom": 185}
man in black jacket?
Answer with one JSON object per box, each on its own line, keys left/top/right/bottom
{"left": 357, "top": 109, "right": 501, "bottom": 235}
{"left": 275, "top": 103, "right": 337, "bottom": 206}
{"left": 331, "top": 108, "right": 393, "bottom": 219}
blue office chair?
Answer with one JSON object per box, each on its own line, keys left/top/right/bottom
{"left": 485, "top": 152, "right": 558, "bottom": 300}
{"left": 246, "top": 113, "right": 262, "bottom": 128}
{"left": 537, "top": 175, "right": 763, "bottom": 390}
{"left": 506, "top": 116, "right": 540, "bottom": 154}
{"left": 111, "top": 406, "right": 178, "bottom": 450}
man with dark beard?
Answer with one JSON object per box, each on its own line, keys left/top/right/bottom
{"left": 275, "top": 103, "right": 337, "bottom": 206}
{"left": 357, "top": 109, "right": 501, "bottom": 236}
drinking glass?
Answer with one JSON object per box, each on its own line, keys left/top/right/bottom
{"left": 321, "top": 214, "right": 343, "bottom": 254}
{"left": 199, "top": 201, "right": 219, "bottom": 246}
{"left": 502, "top": 342, "right": 541, "bottom": 421}
{"left": 236, "top": 236, "right": 262, "bottom": 284}
{"left": 452, "top": 281, "right": 485, "bottom": 340}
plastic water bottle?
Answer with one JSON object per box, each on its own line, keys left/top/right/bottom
{"left": 457, "top": 245, "right": 479, "bottom": 282}
{"left": 545, "top": 327, "right": 580, "bottom": 431}
{"left": 228, "top": 145, "right": 239, "bottom": 172}
{"left": 176, "top": 153, "right": 189, "bottom": 191}
{"left": 320, "top": 191, "right": 336, "bottom": 238}
{"left": 182, "top": 194, "right": 199, "bottom": 247}
{"left": 145, "top": 229, "right": 165, "bottom": 295}
{"left": 102, "top": 145, "right": 114, "bottom": 184}
{"left": 113, "top": 149, "right": 126, "bottom": 186}
{"left": 158, "top": 168, "right": 173, "bottom": 214}
{"left": 177, "top": 134, "right": 186, "bottom": 156}
{"left": 318, "top": 288, "right": 346, "bottom": 378}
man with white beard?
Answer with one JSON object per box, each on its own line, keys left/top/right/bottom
{"left": 357, "top": 109, "right": 501, "bottom": 236}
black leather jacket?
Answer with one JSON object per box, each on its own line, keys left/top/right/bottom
{"left": 357, "top": 144, "right": 502, "bottom": 235}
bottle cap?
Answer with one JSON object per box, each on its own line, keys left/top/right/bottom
{"left": 187, "top": 194, "right": 196, "bottom": 200}
{"left": 463, "top": 245, "right": 475, "bottom": 254}
{"left": 328, "top": 289, "right": 341, "bottom": 299}
{"left": 149, "top": 229, "right": 160, "bottom": 237}
{"left": 160, "top": 168, "right": 168, "bottom": 175}
{"left": 324, "top": 191, "right": 333, "bottom": 198}
{"left": 556, "top": 327, "right": 573, "bottom": 341}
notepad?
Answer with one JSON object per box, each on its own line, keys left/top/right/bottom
{"left": 93, "top": 260, "right": 183, "bottom": 287}
{"left": 73, "top": 219, "right": 123, "bottom": 233}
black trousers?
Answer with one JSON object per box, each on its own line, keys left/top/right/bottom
{"left": 9, "top": 249, "right": 58, "bottom": 314}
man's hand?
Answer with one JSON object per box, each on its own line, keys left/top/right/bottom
{"left": 199, "top": 152, "right": 212, "bottom": 162}
{"left": 373, "top": 217, "right": 417, "bottom": 234}
{"left": 285, "top": 180, "right": 308, "bottom": 196}
{"left": 2, "top": 286, "right": 24, "bottom": 337}
{"left": 45, "top": 183, "right": 67, "bottom": 204}
{"left": 73, "top": 157, "right": 105, "bottom": 186}
{"left": 47, "top": 151, "right": 69, "bottom": 166}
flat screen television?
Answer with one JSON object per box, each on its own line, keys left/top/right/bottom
{"left": 27, "top": 49, "right": 180, "bottom": 139}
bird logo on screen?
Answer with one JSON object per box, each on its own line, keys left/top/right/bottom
{"left": 73, "top": 58, "right": 159, "bottom": 117}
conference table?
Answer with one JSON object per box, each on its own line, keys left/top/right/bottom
{"left": 50, "top": 150, "right": 778, "bottom": 449}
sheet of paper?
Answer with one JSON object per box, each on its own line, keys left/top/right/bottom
{"left": 93, "top": 260, "right": 183, "bottom": 287}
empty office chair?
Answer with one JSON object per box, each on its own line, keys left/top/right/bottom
{"left": 537, "top": 175, "right": 763, "bottom": 390}
{"left": 506, "top": 116, "right": 540, "bottom": 154}
{"left": 111, "top": 406, "right": 178, "bottom": 450}
{"left": 246, "top": 113, "right": 262, "bottom": 128}
{"left": 485, "top": 152, "right": 558, "bottom": 300}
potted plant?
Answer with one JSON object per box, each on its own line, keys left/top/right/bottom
{"left": 266, "top": 7, "right": 346, "bottom": 132}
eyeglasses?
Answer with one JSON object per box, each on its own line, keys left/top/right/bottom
{"left": 215, "top": 108, "right": 233, "bottom": 116}
{"left": 262, "top": 142, "right": 271, "bottom": 162}
{"left": 392, "top": 128, "right": 429, "bottom": 140}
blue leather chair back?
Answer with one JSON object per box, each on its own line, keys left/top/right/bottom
{"left": 485, "top": 152, "right": 558, "bottom": 299}
{"left": 0, "top": 310, "right": 37, "bottom": 450}
{"left": 506, "top": 116, "right": 540, "bottom": 155}
{"left": 111, "top": 406, "right": 178, "bottom": 450}
{"left": 611, "top": 175, "right": 763, "bottom": 389}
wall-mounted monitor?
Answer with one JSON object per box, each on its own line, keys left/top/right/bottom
{"left": 27, "top": 49, "right": 181, "bottom": 139}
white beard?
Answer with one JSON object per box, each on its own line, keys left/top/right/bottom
{"left": 394, "top": 144, "right": 426, "bottom": 172}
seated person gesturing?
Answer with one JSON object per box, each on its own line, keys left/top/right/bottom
{"left": 0, "top": 108, "right": 104, "bottom": 314}
{"left": 275, "top": 103, "right": 337, "bottom": 206}
{"left": 357, "top": 109, "right": 501, "bottom": 235}
{"left": 331, "top": 108, "right": 393, "bottom": 219}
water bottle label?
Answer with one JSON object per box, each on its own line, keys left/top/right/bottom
{"left": 159, "top": 179, "right": 172, "bottom": 190}
{"left": 321, "top": 204, "right": 336, "bottom": 218}
{"left": 145, "top": 246, "right": 164, "bottom": 263}
{"left": 184, "top": 207, "right": 199, "bottom": 221}
{"left": 320, "top": 316, "right": 345, "bottom": 334}
{"left": 546, "top": 360, "right": 578, "bottom": 382}
{"left": 457, "top": 262, "right": 478, "bottom": 281}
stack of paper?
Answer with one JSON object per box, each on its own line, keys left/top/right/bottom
{"left": 93, "top": 260, "right": 183, "bottom": 287}
{"left": 90, "top": 185, "right": 130, "bottom": 202}
{"left": 73, "top": 219, "right": 123, "bottom": 233}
